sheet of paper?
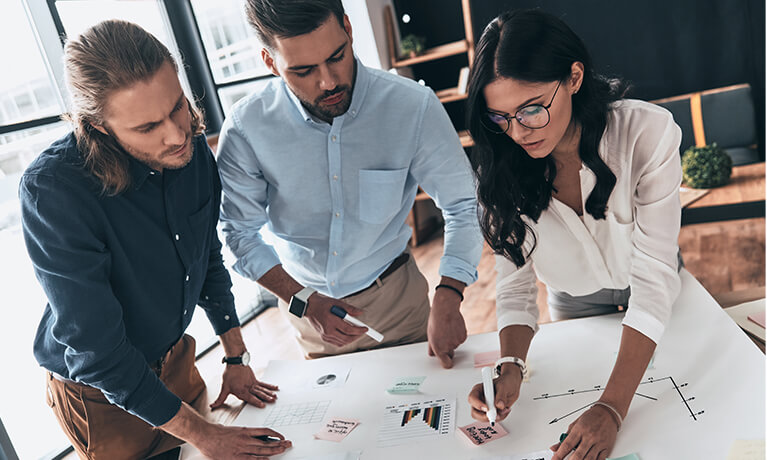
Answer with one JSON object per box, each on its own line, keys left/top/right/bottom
{"left": 386, "top": 375, "right": 426, "bottom": 394}
{"left": 607, "top": 454, "right": 640, "bottom": 460}
{"left": 377, "top": 396, "right": 456, "bottom": 447}
{"left": 724, "top": 299, "right": 766, "bottom": 342}
{"left": 726, "top": 439, "right": 765, "bottom": 460}
{"left": 748, "top": 310, "right": 766, "bottom": 328}
{"left": 474, "top": 350, "right": 501, "bottom": 368}
{"left": 313, "top": 417, "right": 360, "bottom": 442}
{"left": 458, "top": 421, "right": 508, "bottom": 445}
{"left": 473, "top": 449, "right": 554, "bottom": 460}
{"left": 295, "top": 450, "right": 362, "bottom": 460}
{"left": 263, "top": 400, "right": 331, "bottom": 427}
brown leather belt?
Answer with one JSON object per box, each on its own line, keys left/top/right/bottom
{"left": 346, "top": 253, "right": 410, "bottom": 298}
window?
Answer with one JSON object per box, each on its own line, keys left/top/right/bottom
{"left": 54, "top": 0, "right": 194, "bottom": 97}
{"left": 0, "top": 1, "right": 69, "bottom": 456}
{"left": 190, "top": 0, "right": 276, "bottom": 113}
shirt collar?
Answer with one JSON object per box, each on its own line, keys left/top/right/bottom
{"left": 128, "top": 155, "right": 157, "bottom": 190}
{"left": 284, "top": 56, "right": 371, "bottom": 124}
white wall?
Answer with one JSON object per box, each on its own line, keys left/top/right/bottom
{"left": 343, "top": 0, "right": 398, "bottom": 70}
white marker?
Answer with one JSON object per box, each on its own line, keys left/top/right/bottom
{"left": 481, "top": 366, "right": 497, "bottom": 426}
{"left": 330, "top": 305, "right": 384, "bottom": 342}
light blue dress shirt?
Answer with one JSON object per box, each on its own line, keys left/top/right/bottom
{"left": 216, "top": 60, "right": 482, "bottom": 298}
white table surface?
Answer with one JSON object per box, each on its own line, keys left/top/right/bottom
{"left": 182, "top": 270, "right": 765, "bottom": 459}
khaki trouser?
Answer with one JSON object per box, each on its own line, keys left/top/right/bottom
{"left": 45, "top": 334, "right": 206, "bottom": 460}
{"left": 279, "top": 255, "right": 431, "bottom": 359}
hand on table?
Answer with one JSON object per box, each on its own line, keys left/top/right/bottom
{"left": 211, "top": 363, "right": 278, "bottom": 409}
{"left": 427, "top": 287, "right": 467, "bottom": 368}
{"left": 550, "top": 404, "right": 619, "bottom": 460}
{"left": 196, "top": 425, "right": 291, "bottom": 460}
{"left": 467, "top": 366, "right": 523, "bottom": 422}
{"left": 305, "top": 293, "right": 367, "bottom": 347}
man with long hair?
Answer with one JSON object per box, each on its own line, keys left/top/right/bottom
{"left": 216, "top": 0, "right": 482, "bottom": 366}
{"left": 20, "top": 20, "right": 291, "bottom": 459}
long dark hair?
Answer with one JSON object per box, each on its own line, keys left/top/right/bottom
{"left": 467, "top": 9, "right": 627, "bottom": 267}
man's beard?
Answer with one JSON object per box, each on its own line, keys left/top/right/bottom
{"left": 302, "top": 85, "right": 353, "bottom": 122}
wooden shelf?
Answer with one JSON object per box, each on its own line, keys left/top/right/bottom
{"left": 686, "top": 162, "right": 765, "bottom": 209}
{"left": 435, "top": 86, "right": 468, "bottom": 103}
{"left": 391, "top": 39, "right": 469, "bottom": 68}
{"left": 458, "top": 130, "right": 474, "bottom": 148}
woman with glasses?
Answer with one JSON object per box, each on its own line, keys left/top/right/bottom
{"left": 465, "top": 9, "right": 683, "bottom": 460}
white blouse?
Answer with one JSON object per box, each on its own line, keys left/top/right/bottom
{"left": 496, "top": 99, "right": 683, "bottom": 344}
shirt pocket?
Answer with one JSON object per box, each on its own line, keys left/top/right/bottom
{"left": 358, "top": 168, "right": 408, "bottom": 224}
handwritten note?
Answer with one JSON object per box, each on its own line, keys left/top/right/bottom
{"left": 473, "top": 350, "right": 501, "bottom": 368}
{"left": 726, "top": 440, "right": 765, "bottom": 460}
{"left": 386, "top": 376, "right": 426, "bottom": 394}
{"left": 458, "top": 421, "right": 508, "bottom": 445}
{"left": 313, "top": 418, "right": 360, "bottom": 442}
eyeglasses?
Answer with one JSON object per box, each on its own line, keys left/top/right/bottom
{"left": 482, "top": 80, "right": 562, "bottom": 133}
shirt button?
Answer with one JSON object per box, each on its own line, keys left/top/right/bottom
{"left": 204, "top": 295, "right": 209, "bottom": 300}
{"left": 185, "top": 275, "right": 190, "bottom": 282}
{"left": 333, "top": 251, "right": 338, "bottom": 256}
{"left": 224, "top": 315, "right": 230, "bottom": 320}
{"left": 335, "top": 212, "right": 340, "bottom": 217}
{"left": 183, "top": 309, "right": 188, "bottom": 315}
{"left": 150, "top": 171, "right": 156, "bottom": 175}
{"left": 351, "top": 110, "right": 357, "bottom": 116}
{"left": 331, "top": 281, "right": 335, "bottom": 286}
{"left": 333, "top": 175, "right": 338, "bottom": 181}
{"left": 175, "top": 234, "right": 180, "bottom": 241}
{"left": 331, "top": 135, "right": 337, "bottom": 142}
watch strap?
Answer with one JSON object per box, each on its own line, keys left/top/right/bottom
{"left": 493, "top": 356, "right": 528, "bottom": 379}
{"left": 294, "top": 286, "right": 316, "bottom": 302}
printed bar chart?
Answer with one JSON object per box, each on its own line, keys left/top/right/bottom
{"left": 377, "top": 397, "right": 455, "bottom": 447}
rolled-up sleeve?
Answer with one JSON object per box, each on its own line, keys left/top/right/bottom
{"left": 623, "top": 110, "right": 683, "bottom": 343}
{"left": 217, "top": 113, "right": 282, "bottom": 282}
{"left": 410, "top": 90, "right": 483, "bottom": 285}
{"left": 495, "top": 255, "right": 539, "bottom": 334}
{"left": 20, "top": 174, "right": 180, "bottom": 426}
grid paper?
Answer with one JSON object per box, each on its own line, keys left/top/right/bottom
{"left": 264, "top": 400, "right": 332, "bottom": 427}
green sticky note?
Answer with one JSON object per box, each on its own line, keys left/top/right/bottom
{"left": 386, "top": 376, "right": 426, "bottom": 394}
{"left": 608, "top": 453, "right": 640, "bottom": 460}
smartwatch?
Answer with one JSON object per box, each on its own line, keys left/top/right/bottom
{"left": 289, "top": 287, "right": 316, "bottom": 318}
{"left": 222, "top": 350, "right": 250, "bottom": 366}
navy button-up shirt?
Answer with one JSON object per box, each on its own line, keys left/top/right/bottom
{"left": 20, "top": 132, "right": 238, "bottom": 426}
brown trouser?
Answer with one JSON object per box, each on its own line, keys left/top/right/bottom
{"left": 45, "top": 334, "right": 206, "bottom": 460}
{"left": 279, "top": 255, "right": 431, "bottom": 359}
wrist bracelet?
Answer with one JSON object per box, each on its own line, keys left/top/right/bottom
{"left": 493, "top": 356, "right": 527, "bottom": 380}
{"left": 592, "top": 401, "right": 623, "bottom": 431}
{"left": 435, "top": 284, "right": 464, "bottom": 301}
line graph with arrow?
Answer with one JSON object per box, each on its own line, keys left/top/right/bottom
{"left": 534, "top": 375, "right": 704, "bottom": 425}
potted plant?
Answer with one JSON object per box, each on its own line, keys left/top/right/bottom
{"left": 400, "top": 34, "right": 426, "bottom": 58}
{"left": 681, "top": 143, "right": 733, "bottom": 188}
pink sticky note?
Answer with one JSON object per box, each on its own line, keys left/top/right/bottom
{"left": 313, "top": 417, "right": 360, "bottom": 442}
{"left": 474, "top": 350, "right": 501, "bottom": 368}
{"left": 748, "top": 311, "right": 766, "bottom": 328}
{"left": 458, "top": 421, "right": 508, "bottom": 445}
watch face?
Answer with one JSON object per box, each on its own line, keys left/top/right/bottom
{"left": 289, "top": 296, "right": 307, "bottom": 318}
{"left": 241, "top": 351, "right": 251, "bottom": 366}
